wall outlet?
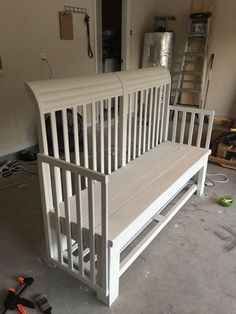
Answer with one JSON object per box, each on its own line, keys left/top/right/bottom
{"left": 40, "top": 53, "right": 46, "bottom": 62}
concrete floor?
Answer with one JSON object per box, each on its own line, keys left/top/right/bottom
{"left": 0, "top": 162, "right": 236, "bottom": 314}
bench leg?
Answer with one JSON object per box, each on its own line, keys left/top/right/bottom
{"left": 97, "top": 245, "right": 120, "bottom": 306}
{"left": 196, "top": 163, "right": 207, "bottom": 197}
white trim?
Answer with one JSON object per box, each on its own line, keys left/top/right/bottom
{"left": 121, "top": 0, "right": 130, "bottom": 70}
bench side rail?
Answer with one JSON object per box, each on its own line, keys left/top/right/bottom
{"left": 37, "top": 153, "right": 109, "bottom": 295}
{"left": 168, "top": 105, "right": 215, "bottom": 149}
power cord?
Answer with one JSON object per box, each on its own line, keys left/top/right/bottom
{"left": 0, "top": 160, "right": 38, "bottom": 178}
{"left": 205, "top": 173, "right": 229, "bottom": 187}
{"left": 41, "top": 56, "right": 53, "bottom": 79}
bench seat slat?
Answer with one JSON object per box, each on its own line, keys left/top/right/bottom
{"left": 55, "top": 141, "right": 210, "bottom": 246}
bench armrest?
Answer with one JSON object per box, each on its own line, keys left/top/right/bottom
{"left": 168, "top": 105, "right": 215, "bottom": 149}
{"left": 38, "top": 153, "right": 108, "bottom": 293}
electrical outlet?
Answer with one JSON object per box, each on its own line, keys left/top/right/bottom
{"left": 40, "top": 53, "right": 46, "bottom": 62}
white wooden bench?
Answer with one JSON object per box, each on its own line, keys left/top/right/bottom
{"left": 26, "top": 67, "right": 214, "bottom": 306}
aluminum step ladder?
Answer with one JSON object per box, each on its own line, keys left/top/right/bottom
{"left": 172, "top": 12, "right": 212, "bottom": 109}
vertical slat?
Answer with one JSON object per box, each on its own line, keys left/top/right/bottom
{"left": 127, "top": 94, "right": 132, "bottom": 162}
{"left": 92, "top": 102, "right": 97, "bottom": 171}
{"left": 142, "top": 89, "right": 148, "bottom": 153}
{"left": 88, "top": 178, "right": 96, "bottom": 283}
{"left": 62, "top": 169, "right": 73, "bottom": 270}
{"left": 100, "top": 101, "right": 105, "bottom": 173}
{"left": 62, "top": 109, "right": 70, "bottom": 162}
{"left": 38, "top": 160, "right": 54, "bottom": 259}
{"left": 137, "top": 90, "right": 144, "bottom": 156}
{"left": 74, "top": 174, "right": 84, "bottom": 276}
{"left": 114, "top": 97, "right": 119, "bottom": 170}
{"left": 101, "top": 179, "right": 108, "bottom": 290}
{"left": 159, "top": 85, "right": 166, "bottom": 143}
{"left": 180, "top": 111, "right": 187, "bottom": 144}
{"left": 41, "top": 114, "right": 49, "bottom": 155}
{"left": 147, "top": 88, "right": 154, "bottom": 150}
{"left": 197, "top": 113, "right": 204, "bottom": 147}
{"left": 50, "top": 112, "right": 62, "bottom": 202}
{"left": 50, "top": 112, "right": 59, "bottom": 158}
{"left": 188, "top": 112, "right": 195, "bottom": 146}
{"left": 151, "top": 88, "right": 158, "bottom": 148}
{"left": 132, "top": 92, "right": 138, "bottom": 159}
{"left": 155, "top": 87, "right": 162, "bottom": 145}
{"left": 50, "top": 165, "right": 63, "bottom": 263}
{"left": 163, "top": 84, "right": 170, "bottom": 142}
{"left": 62, "top": 109, "right": 72, "bottom": 196}
{"left": 107, "top": 98, "right": 111, "bottom": 174}
{"left": 172, "top": 109, "right": 178, "bottom": 142}
{"left": 82, "top": 105, "right": 89, "bottom": 169}
{"left": 205, "top": 113, "right": 214, "bottom": 149}
{"left": 72, "top": 107, "right": 80, "bottom": 165}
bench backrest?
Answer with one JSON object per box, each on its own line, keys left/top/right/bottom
{"left": 26, "top": 67, "right": 171, "bottom": 174}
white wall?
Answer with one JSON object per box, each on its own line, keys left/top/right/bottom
{"left": 206, "top": 0, "right": 236, "bottom": 117}
{"left": 0, "top": 0, "right": 96, "bottom": 157}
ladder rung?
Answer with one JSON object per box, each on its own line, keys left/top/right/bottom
{"left": 175, "top": 88, "right": 202, "bottom": 94}
{"left": 175, "top": 103, "right": 201, "bottom": 108}
{"left": 172, "top": 79, "right": 202, "bottom": 84}
{"left": 173, "top": 70, "right": 203, "bottom": 76}
{"left": 188, "top": 33, "right": 207, "bottom": 38}
{"left": 184, "top": 52, "right": 205, "bottom": 57}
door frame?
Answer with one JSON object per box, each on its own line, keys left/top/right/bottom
{"left": 94, "top": 0, "right": 130, "bottom": 73}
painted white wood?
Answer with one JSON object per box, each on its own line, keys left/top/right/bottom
{"left": 197, "top": 113, "right": 204, "bottom": 147}
{"left": 155, "top": 87, "right": 161, "bottom": 145}
{"left": 159, "top": 85, "right": 165, "bottom": 144}
{"left": 107, "top": 98, "right": 112, "bottom": 174}
{"left": 114, "top": 97, "right": 119, "bottom": 170}
{"left": 142, "top": 89, "right": 148, "bottom": 153}
{"left": 196, "top": 162, "right": 207, "bottom": 197}
{"left": 151, "top": 87, "right": 158, "bottom": 148}
{"left": 82, "top": 105, "right": 89, "bottom": 170}
{"left": 119, "top": 183, "right": 197, "bottom": 276}
{"left": 50, "top": 165, "right": 63, "bottom": 263}
{"left": 138, "top": 90, "right": 144, "bottom": 156}
{"left": 127, "top": 94, "right": 132, "bottom": 162}
{"left": 205, "top": 113, "right": 214, "bottom": 149}
{"left": 88, "top": 178, "right": 96, "bottom": 283}
{"left": 188, "top": 112, "right": 195, "bottom": 146}
{"left": 101, "top": 180, "right": 109, "bottom": 290}
{"left": 62, "top": 169, "right": 73, "bottom": 270}
{"left": 74, "top": 174, "right": 84, "bottom": 276}
{"left": 100, "top": 100, "right": 105, "bottom": 173}
{"left": 92, "top": 103, "right": 97, "bottom": 171}
{"left": 27, "top": 67, "right": 215, "bottom": 307}
{"left": 163, "top": 84, "right": 170, "bottom": 142}
{"left": 147, "top": 88, "right": 153, "bottom": 151}
{"left": 169, "top": 105, "right": 214, "bottom": 149}
{"left": 180, "top": 111, "right": 187, "bottom": 144}
{"left": 72, "top": 107, "right": 81, "bottom": 165}
{"left": 132, "top": 92, "right": 138, "bottom": 159}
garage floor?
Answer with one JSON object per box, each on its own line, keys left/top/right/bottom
{"left": 0, "top": 162, "right": 235, "bottom": 314}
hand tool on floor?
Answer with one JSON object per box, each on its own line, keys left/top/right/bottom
{"left": 34, "top": 295, "right": 52, "bottom": 314}
{"left": 1, "top": 277, "right": 35, "bottom": 314}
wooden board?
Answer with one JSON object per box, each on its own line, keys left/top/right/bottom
{"left": 209, "top": 156, "right": 236, "bottom": 170}
{"left": 56, "top": 141, "right": 210, "bottom": 245}
{"left": 59, "top": 12, "right": 73, "bottom": 40}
